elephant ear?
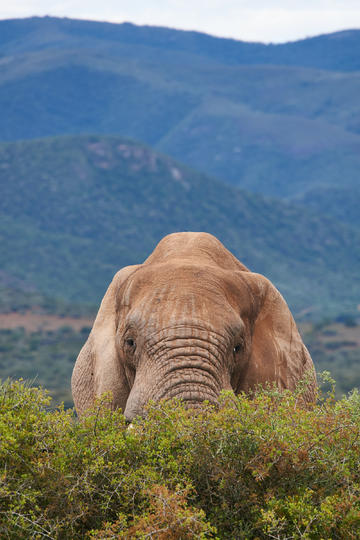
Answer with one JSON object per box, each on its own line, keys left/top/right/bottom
{"left": 237, "top": 273, "right": 316, "bottom": 402}
{"left": 71, "top": 265, "right": 140, "bottom": 416}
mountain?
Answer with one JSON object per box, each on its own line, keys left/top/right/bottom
{"left": 1, "top": 134, "right": 360, "bottom": 319}
{"left": 0, "top": 16, "right": 359, "bottom": 210}
{"left": 1, "top": 17, "right": 360, "bottom": 71}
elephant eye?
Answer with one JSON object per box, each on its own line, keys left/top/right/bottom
{"left": 233, "top": 343, "right": 243, "bottom": 354}
{"left": 125, "top": 338, "right": 136, "bottom": 350}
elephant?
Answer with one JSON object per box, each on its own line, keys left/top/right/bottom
{"left": 72, "top": 232, "right": 316, "bottom": 420}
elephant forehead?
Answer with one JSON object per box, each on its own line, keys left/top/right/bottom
{"left": 120, "top": 264, "right": 252, "bottom": 328}
{"left": 123, "top": 263, "right": 235, "bottom": 304}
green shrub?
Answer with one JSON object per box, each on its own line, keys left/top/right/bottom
{"left": 1, "top": 379, "right": 360, "bottom": 538}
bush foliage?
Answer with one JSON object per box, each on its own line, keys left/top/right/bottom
{"left": 1, "top": 379, "right": 360, "bottom": 538}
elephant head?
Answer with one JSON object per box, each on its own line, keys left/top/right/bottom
{"left": 72, "top": 232, "right": 316, "bottom": 420}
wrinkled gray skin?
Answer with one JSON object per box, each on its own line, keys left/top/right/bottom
{"left": 72, "top": 232, "right": 316, "bottom": 421}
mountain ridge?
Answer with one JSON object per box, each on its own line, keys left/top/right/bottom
{"left": 1, "top": 16, "right": 360, "bottom": 70}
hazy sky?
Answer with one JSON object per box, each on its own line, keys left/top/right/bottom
{"left": 1, "top": 0, "right": 360, "bottom": 43}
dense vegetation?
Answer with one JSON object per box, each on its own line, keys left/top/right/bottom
{"left": 0, "top": 17, "right": 360, "bottom": 208}
{"left": 1, "top": 378, "right": 360, "bottom": 538}
{"left": 1, "top": 134, "right": 360, "bottom": 317}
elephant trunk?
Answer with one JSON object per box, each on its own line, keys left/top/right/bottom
{"left": 124, "top": 330, "right": 231, "bottom": 421}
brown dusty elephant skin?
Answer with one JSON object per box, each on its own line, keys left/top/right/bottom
{"left": 72, "top": 232, "right": 316, "bottom": 420}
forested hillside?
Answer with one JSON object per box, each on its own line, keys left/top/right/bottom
{"left": 1, "top": 134, "right": 360, "bottom": 318}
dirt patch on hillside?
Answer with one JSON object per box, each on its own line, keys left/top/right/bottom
{"left": 0, "top": 312, "right": 94, "bottom": 332}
